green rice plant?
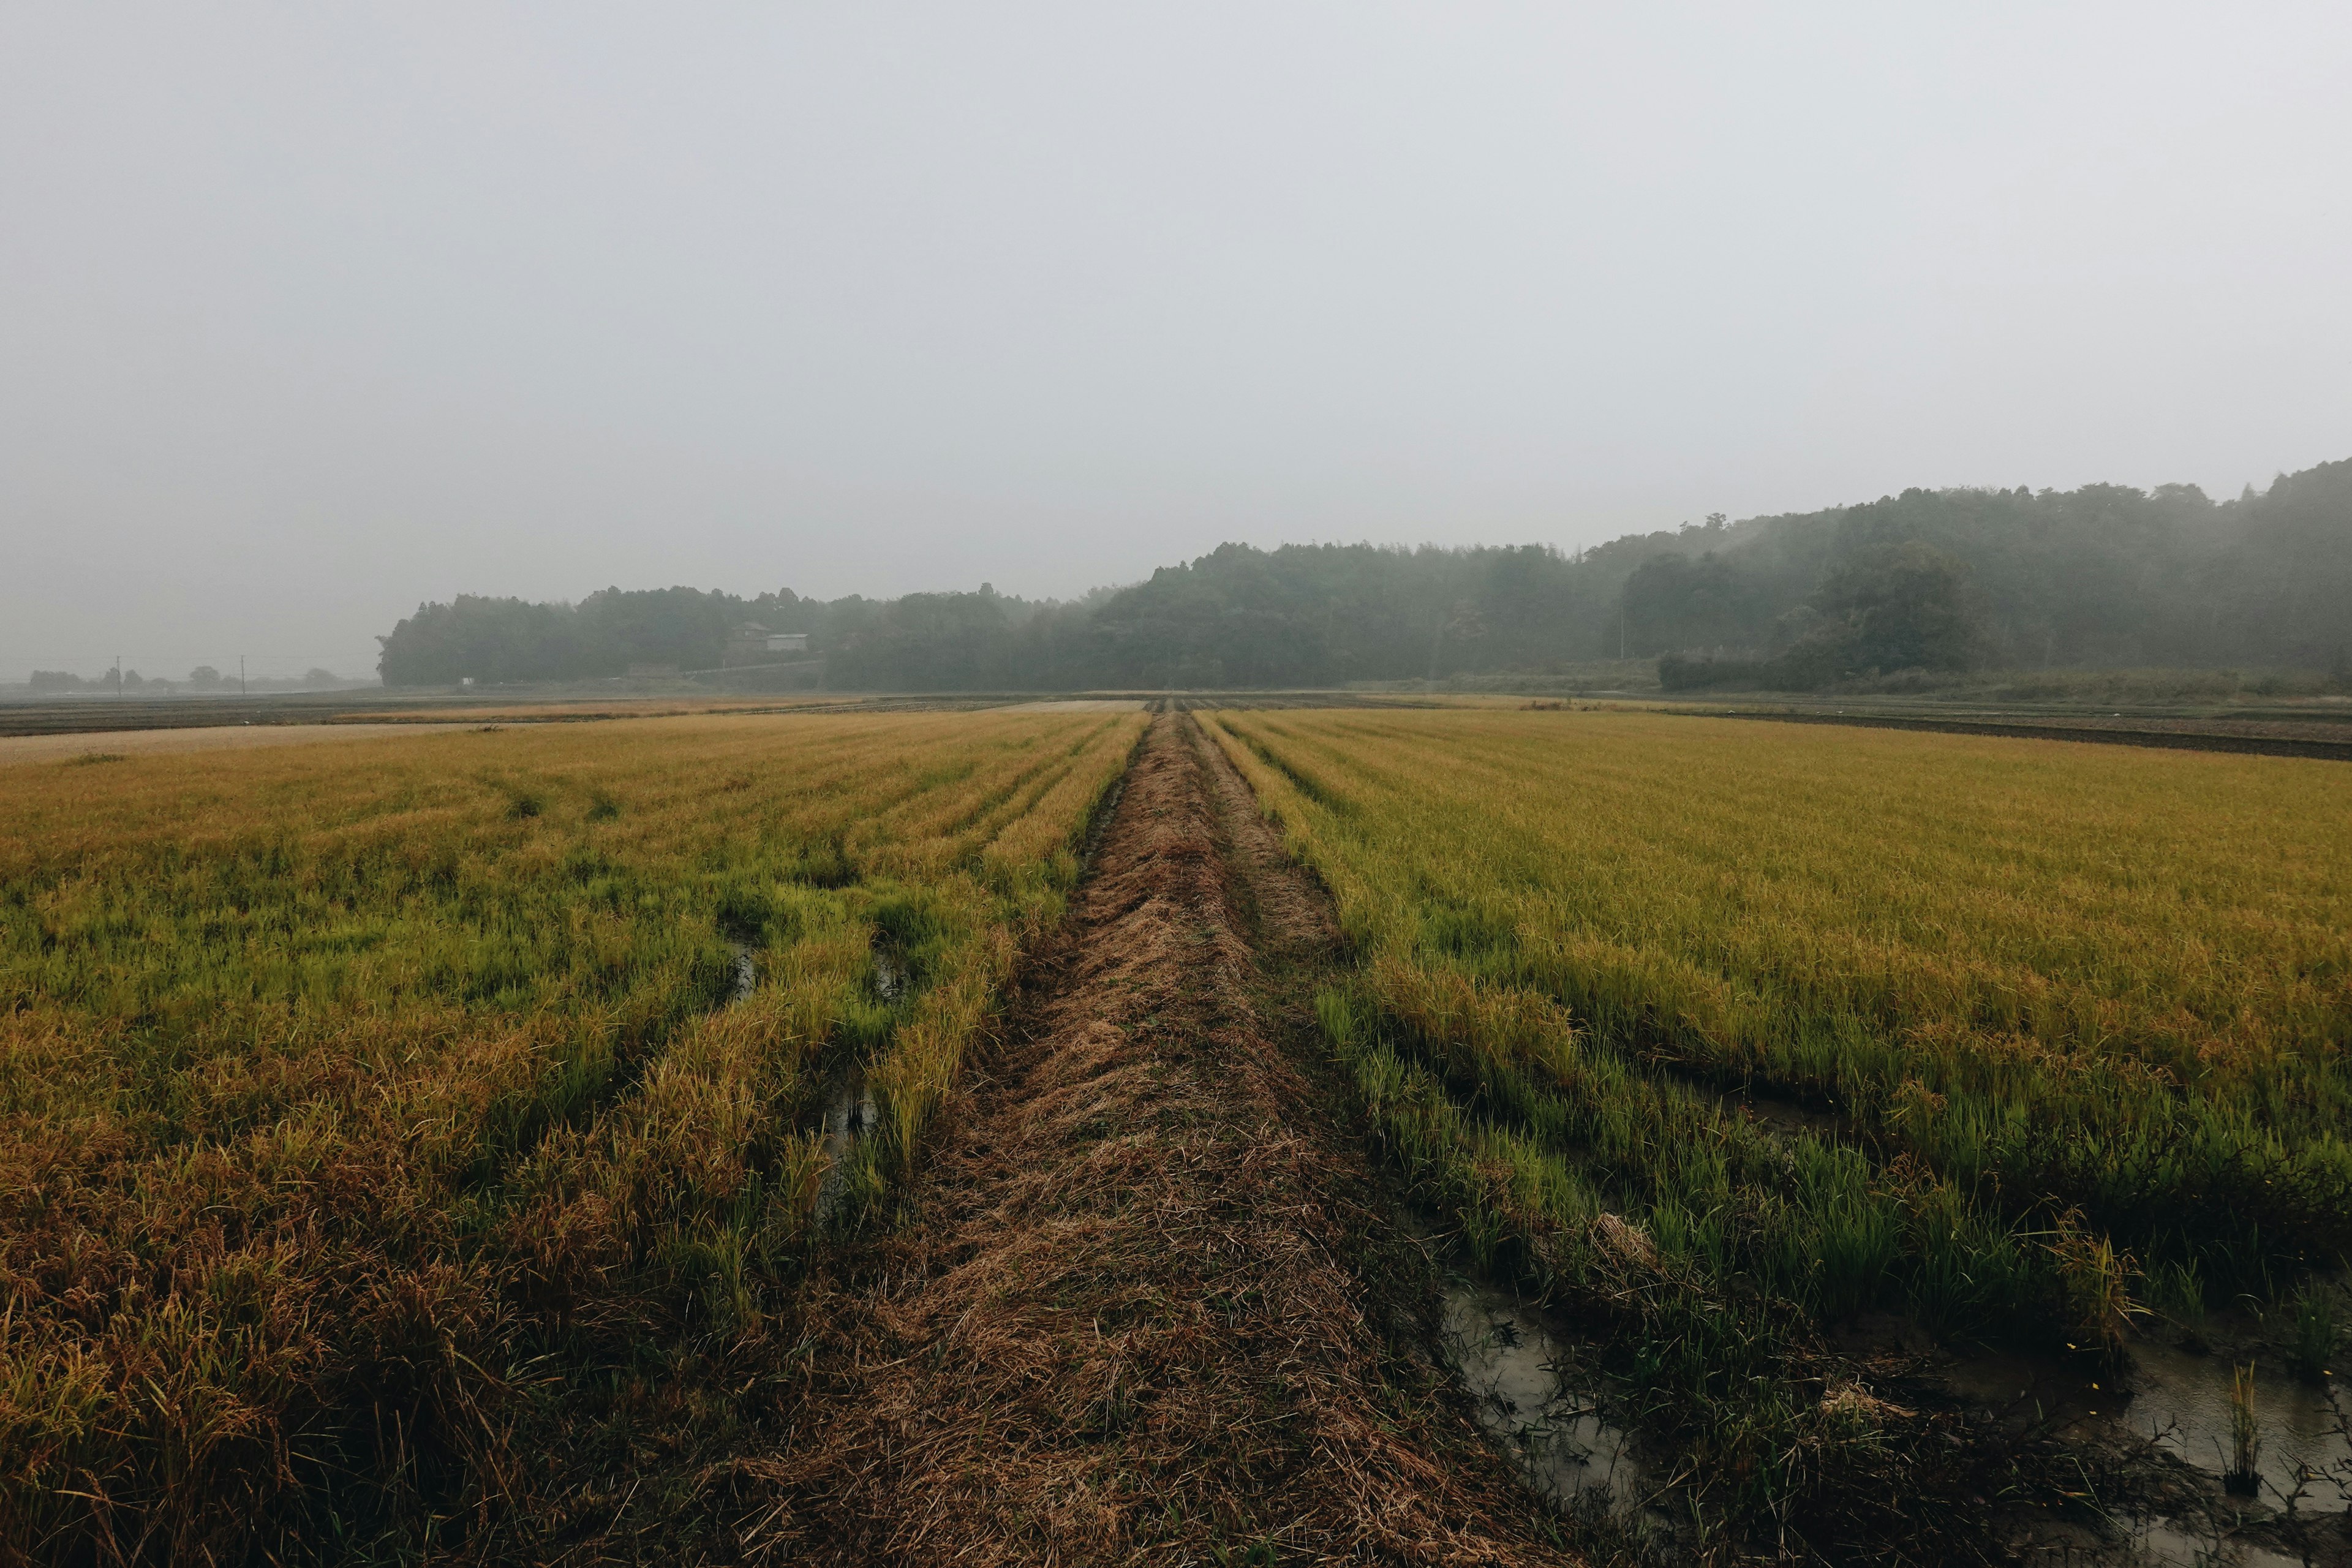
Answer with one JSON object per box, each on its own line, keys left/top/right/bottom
{"left": 2288, "top": 1285, "right": 2339, "bottom": 1385}
{"left": 2144, "top": 1256, "right": 2209, "bottom": 1340}
{"left": 2225, "top": 1362, "right": 2261, "bottom": 1496}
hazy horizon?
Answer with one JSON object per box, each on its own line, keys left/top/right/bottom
{"left": 7, "top": 4, "right": 2350, "bottom": 682}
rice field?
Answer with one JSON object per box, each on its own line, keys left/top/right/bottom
{"left": 7, "top": 699, "right": 2345, "bottom": 1562}
{"left": 0, "top": 709, "right": 1142, "bottom": 1562}
{"left": 1204, "top": 706, "right": 2352, "bottom": 1540}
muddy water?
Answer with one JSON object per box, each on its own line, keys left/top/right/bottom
{"left": 2128, "top": 1343, "right": 2349, "bottom": 1509}
{"left": 727, "top": 935, "right": 877, "bottom": 1222}
{"left": 1950, "top": 1336, "right": 2350, "bottom": 1566}
{"left": 871, "top": 940, "right": 910, "bottom": 1004}
{"left": 1439, "top": 1283, "right": 1651, "bottom": 1516}
{"left": 1950, "top": 1343, "right": 2349, "bottom": 1509}
{"left": 810, "top": 939, "right": 905, "bottom": 1221}
{"left": 1654, "top": 1064, "right": 1853, "bottom": 1144}
{"left": 2127, "top": 1520, "right": 2306, "bottom": 1568}
{"left": 812, "top": 1071, "right": 878, "bottom": 1223}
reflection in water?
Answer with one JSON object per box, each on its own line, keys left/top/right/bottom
{"left": 2128, "top": 1341, "right": 2349, "bottom": 1510}
{"left": 806, "top": 937, "right": 910, "bottom": 1224}
{"left": 1439, "top": 1284, "right": 1648, "bottom": 1514}
{"left": 813, "top": 1071, "right": 878, "bottom": 1223}
{"left": 1948, "top": 1342, "right": 2349, "bottom": 1508}
{"left": 1947, "top": 1335, "right": 2350, "bottom": 1565}
{"left": 872, "top": 940, "right": 910, "bottom": 1003}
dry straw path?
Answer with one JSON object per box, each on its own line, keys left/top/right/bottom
{"left": 742, "top": 713, "right": 1572, "bottom": 1566}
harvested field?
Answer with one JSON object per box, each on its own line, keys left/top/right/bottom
{"left": 997, "top": 697, "right": 1153, "bottom": 711}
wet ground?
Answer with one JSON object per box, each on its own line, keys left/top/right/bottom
{"left": 1439, "top": 1282, "right": 1656, "bottom": 1522}
{"left": 733, "top": 713, "right": 1577, "bottom": 1564}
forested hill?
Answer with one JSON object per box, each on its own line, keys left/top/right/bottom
{"left": 377, "top": 456, "right": 2352, "bottom": 690}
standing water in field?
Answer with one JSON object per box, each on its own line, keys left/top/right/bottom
{"left": 812, "top": 1072, "right": 878, "bottom": 1223}
{"left": 1948, "top": 1340, "right": 2349, "bottom": 1502}
{"left": 1946, "top": 1332, "right": 2350, "bottom": 1565}
{"left": 1440, "top": 1283, "right": 1651, "bottom": 1518}
{"left": 2125, "top": 1343, "right": 2350, "bottom": 1514}
{"left": 870, "top": 938, "right": 910, "bottom": 1004}
{"left": 811, "top": 935, "right": 908, "bottom": 1221}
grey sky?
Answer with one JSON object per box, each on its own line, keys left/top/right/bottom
{"left": 5, "top": 4, "right": 2348, "bottom": 681}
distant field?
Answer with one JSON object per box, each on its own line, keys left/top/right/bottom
{"left": 0, "top": 709, "right": 1142, "bottom": 1562}
{"left": 0, "top": 720, "right": 472, "bottom": 764}
{"left": 1207, "top": 707, "right": 2351, "bottom": 1519}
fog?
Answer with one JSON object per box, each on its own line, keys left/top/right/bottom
{"left": 4, "top": 3, "right": 2348, "bottom": 682}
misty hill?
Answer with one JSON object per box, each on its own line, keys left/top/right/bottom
{"left": 376, "top": 456, "right": 2352, "bottom": 692}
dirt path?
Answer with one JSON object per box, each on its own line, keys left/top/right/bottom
{"left": 742, "top": 713, "right": 1574, "bottom": 1565}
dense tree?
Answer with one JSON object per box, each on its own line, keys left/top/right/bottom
{"left": 1619, "top": 553, "right": 1771, "bottom": 657}
{"left": 375, "top": 455, "right": 2352, "bottom": 691}
{"left": 1774, "top": 542, "right": 1984, "bottom": 684}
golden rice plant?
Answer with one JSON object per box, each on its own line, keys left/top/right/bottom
{"left": 1206, "top": 704, "right": 2345, "bottom": 1547}
{"left": 0, "top": 707, "right": 1142, "bottom": 1562}
{"left": 1207, "top": 708, "right": 2351, "bottom": 1281}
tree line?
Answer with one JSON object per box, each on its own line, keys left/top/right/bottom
{"left": 375, "top": 455, "right": 2352, "bottom": 691}
{"left": 23, "top": 666, "right": 350, "bottom": 695}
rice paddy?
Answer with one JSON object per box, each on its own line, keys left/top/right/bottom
{"left": 0, "top": 709, "right": 1142, "bottom": 1562}
{"left": 1204, "top": 705, "right": 2351, "bottom": 1550}
{"left": 6, "top": 699, "right": 2346, "bottom": 1563}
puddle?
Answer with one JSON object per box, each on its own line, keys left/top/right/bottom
{"left": 1943, "top": 1345, "right": 2109, "bottom": 1433}
{"left": 1656, "top": 1065, "right": 1852, "bottom": 1144}
{"left": 812, "top": 1069, "right": 879, "bottom": 1223}
{"left": 729, "top": 941, "right": 758, "bottom": 1002}
{"left": 1949, "top": 1343, "right": 2349, "bottom": 1508}
{"left": 1440, "top": 1282, "right": 1651, "bottom": 1515}
{"left": 1715, "top": 1085, "right": 1848, "bottom": 1143}
{"left": 1948, "top": 1335, "right": 2351, "bottom": 1565}
{"left": 2127, "top": 1343, "right": 2350, "bottom": 1510}
{"left": 872, "top": 940, "right": 910, "bottom": 1004}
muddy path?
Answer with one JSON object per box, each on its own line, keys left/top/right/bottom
{"left": 738, "top": 712, "right": 1575, "bottom": 1565}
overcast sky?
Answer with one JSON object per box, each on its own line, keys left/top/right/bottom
{"left": 5, "top": 4, "right": 2349, "bottom": 680}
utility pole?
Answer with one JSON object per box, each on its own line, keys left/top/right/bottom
{"left": 239, "top": 656, "right": 247, "bottom": 696}
{"left": 115, "top": 654, "right": 123, "bottom": 698}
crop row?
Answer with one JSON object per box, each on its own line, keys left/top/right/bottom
{"left": 0, "top": 709, "right": 1144, "bottom": 1562}
{"left": 1203, "top": 706, "right": 2351, "bottom": 1553}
